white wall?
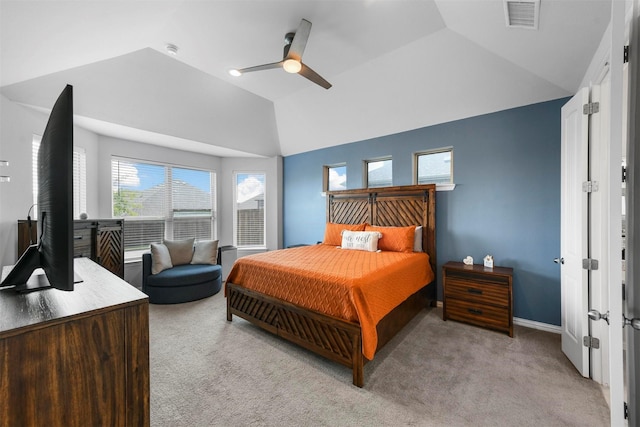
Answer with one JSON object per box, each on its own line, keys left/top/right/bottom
{"left": 0, "top": 94, "right": 99, "bottom": 267}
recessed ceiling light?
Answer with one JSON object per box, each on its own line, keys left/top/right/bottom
{"left": 229, "top": 69, "right": 242, "bottom": 77}
{"left": 165, "top": 43, "right": 179, "bottom": 55}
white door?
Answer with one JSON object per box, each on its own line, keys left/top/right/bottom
{"left": 560, "top": 88, "right": 590, "bottom": 376}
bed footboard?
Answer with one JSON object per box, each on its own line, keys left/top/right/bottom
{"left": 226, "top": 282, "right": 365, "bottom": 387}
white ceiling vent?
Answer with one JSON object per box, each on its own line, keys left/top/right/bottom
{"left": 504, "top": 0, "right": 540, "bottom": 30}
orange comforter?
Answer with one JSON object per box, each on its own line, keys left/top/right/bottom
{"left": 226, "top": 244, "right": 434, "bottom": 359}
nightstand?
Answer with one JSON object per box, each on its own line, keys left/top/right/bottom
{"left": 442, "top": 261, "right": 513, "bottom": 337}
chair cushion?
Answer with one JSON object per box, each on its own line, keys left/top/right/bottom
{"left": 146, "top": 263, "right": 222, "bottom": 287}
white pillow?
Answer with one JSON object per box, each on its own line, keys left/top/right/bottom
{"left": 340, "top": 230, "right": 382, "bottom": 252}
{"left": 191, "top": 240, "right": 219, "bottom": 265}
{"left": 150, "top": 243, "right": 173, "bottom": 274}
{"left": 414, "top": 226, "right": 423, "bottom": 252}
{"left": 164, "top": 238, "right": 195, "bottom": 266}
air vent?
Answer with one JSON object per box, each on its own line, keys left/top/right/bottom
{"left": 504, "top": 0, "right": 540, "bottom": 30}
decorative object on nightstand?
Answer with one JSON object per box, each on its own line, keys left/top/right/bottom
{"left": 442, "top": 261, "right": 514, "bottom": 337}
{"left": 483, "top": 254, "right": 494, "bottom": 268}
{"left": 463, "top": 256, "right": 473, "bottom": 265}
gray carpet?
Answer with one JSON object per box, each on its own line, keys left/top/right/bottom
{"left": 149, "top": 292, "right": 610, "bottom": 426}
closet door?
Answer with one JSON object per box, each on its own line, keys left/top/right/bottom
{"left": 560, "top": 88, "right": 590, "bottom": 376}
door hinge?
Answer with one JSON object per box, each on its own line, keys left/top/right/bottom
{"left": 582, "top": 181, "right": 599, "bottom": 193}
{"left": 582, "top": 258, "right": 599, "bottom": 270}
{"left": 624, "top": 45, "right": 629, "bottom": 64}
{"left": 622, "top": 166, "right": 627, "bottom": 183}
{"left": 624, "top": 401, "right": 629, "bottom": 419}
{"left": 583, "top": 336, "right": 600, "bottom": 349}
{"left": 583, "top": 102, "right": 600, "bottom": 115}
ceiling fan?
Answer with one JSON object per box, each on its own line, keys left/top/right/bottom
{"left": 229, "top": 19, "right": 332, "bottom": 90}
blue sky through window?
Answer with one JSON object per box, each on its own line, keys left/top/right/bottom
{"left": 236, "top": 173, "right": 265, "bottom": 203}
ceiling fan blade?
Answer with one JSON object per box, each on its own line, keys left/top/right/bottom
{"left": 299, "top": 63, "right": 332, "bottom": 89}
{"left": 236, "top": 61, "right": 283, "bottom": 74}
{"left": 287, "top": 19, "right": 312, "bottom": 61}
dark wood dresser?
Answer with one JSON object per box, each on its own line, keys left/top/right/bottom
{"left": 442, "top": 261, "right": 514, "bottom": 337}
{"left": 0, "top": 258, "right": 149, "bottom": 426}
{"left": 18, "top": 219, "right": 124, "bottom": 278}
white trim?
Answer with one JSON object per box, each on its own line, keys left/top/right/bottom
{"left": 436, "top": 183, "right": 456, "bottom": 191}
{"left": 514, "top": 317, "right": 562, "bottom": 334}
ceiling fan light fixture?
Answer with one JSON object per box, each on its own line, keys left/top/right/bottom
{"left": 283, "top": 58, "right": 302, "bottom": 74}
{"left": 229, "top": 69, "right": 242, "bottom": 77}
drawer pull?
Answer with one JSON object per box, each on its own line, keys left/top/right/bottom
{"left": 468, "top": 308, "right": 483, "bottom": 315}
{"left": 74, "top": 235, "right": 84, "bottom": 240}
{"left": 467, "top": 288, "right": 483, "bottom": 295}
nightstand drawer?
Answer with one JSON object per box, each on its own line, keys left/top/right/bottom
{"left": 445, "top": 299, "right": 509, "bottom": 331}
{"left": 442, "top": 261, "right": 514, "bottom": 337}
{"left": 444, "top": 278, "right": 509, "bottom": 307}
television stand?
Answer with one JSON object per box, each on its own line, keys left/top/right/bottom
{"left": 13, "top": 269, "right": 84, "bottom": 293}
{"left": 0, "top": 258, "right": 149, "bottom": 426}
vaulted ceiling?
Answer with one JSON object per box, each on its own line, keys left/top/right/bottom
{"left": 0, "top": 0, "right": 611, "bottom": 158}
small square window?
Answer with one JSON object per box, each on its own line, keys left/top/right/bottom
{"left": 324, "top": 164, "right": 346, "bottom": 191}
{"left": 365, "top": 158, "right": 392, "bottom": 188}
{"left": 416, "top": 149, "right": 452, "bottom": 184}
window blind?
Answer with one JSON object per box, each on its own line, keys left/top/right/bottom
{"left": 234, "top": 173, "right": 265, "bottom": 248}
{"left": 111, "top": 157, "right": 216, "bottom": 252}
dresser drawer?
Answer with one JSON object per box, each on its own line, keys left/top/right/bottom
{"left": 445, "top": 299, "right": 510, "bottom": 331}
{"left": 444, "top": 278, "right": 509, "bottom": 307}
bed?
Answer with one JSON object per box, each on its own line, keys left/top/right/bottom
{"left": 226, "top": 184, "right": 437, "bottom": 387}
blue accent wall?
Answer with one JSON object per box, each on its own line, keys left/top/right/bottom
{"left": 283, "top": 98, "right": 569, "bottom": 326}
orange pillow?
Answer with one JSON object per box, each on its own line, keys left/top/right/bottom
{"left": 323, "top": 222, "right": 366, "bottom": 246}
{"left": 365, "top": 225, "right": 416, "bottom": 253}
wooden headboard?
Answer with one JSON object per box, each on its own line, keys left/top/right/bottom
{"left": 326, "top": 184, "right": 437, "bottom": 277}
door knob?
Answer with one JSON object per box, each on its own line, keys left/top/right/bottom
{"left": 624, "top": 316, "right": 640, "bottom": 330}
{"left": 588, "top": 309, "right": 610, "bottom": 325}
{"left": 554, "top": 257, "right": 564, "bottom": 264}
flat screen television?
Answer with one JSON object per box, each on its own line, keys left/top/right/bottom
{"left": 0, "top": 84, "right": 77, "bottom": 292}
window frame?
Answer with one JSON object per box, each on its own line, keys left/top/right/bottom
{"left": 363, "top": 156, "right": 393, "bottom": 188}
{"left": 233, "top": 171, "right": 266, "bottom": 250}
{"left": 323, "top": 163, "right": 347, "bottom": 192}
{"left": 111, "top": 156, "right": 217, "bottom": 257}
{"left": 413, "top": 147, "right": 456, "bottom": 191}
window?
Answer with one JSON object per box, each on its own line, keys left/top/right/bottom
{"left": 32, "top": 136, "right": 86, "bottom": 218}
{"left": 365, "top": 158, "right": 392, "bottom": 188}
{"left": 324, "top": 164, "right": 346, "bottom": 191}
{"left": 111, "top": 157, "right": 216, "bottom": 253}
{"left": 234, "top": 172, "right": 265, "bottom": 248}
{"left": 415, "top": 148, "right": 453, "bottom": 184}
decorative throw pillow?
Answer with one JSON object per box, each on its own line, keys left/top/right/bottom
{"left": 191, "top": 240, "right": 219, "bottom": 265}
{"left": 164, "top": 238, "right": 195, "bottom": 266}
{"left": 150, "top": 243, "right": 173, "bottom": 274}
{"left": 365, "top": 225, "right": 416, "bottom": 253}
{"left": 414, "top": 226, "right": 423, "bottom": 252}
{"left": 322, "top": 222, "right": 366, "bottom": 246}
{"left": 340, "top": 230, "right": 382, "bottom": 252}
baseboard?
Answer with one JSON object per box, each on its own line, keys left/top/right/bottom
{"left": 513, "top": 317, "right": 561, "bottom": 334}
{"left": 434, "top": 301, "right": 561, "bottom": 334}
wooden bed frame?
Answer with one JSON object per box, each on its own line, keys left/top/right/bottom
{"left": 226, "top": 184, "right": 436, "bottom": 387}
